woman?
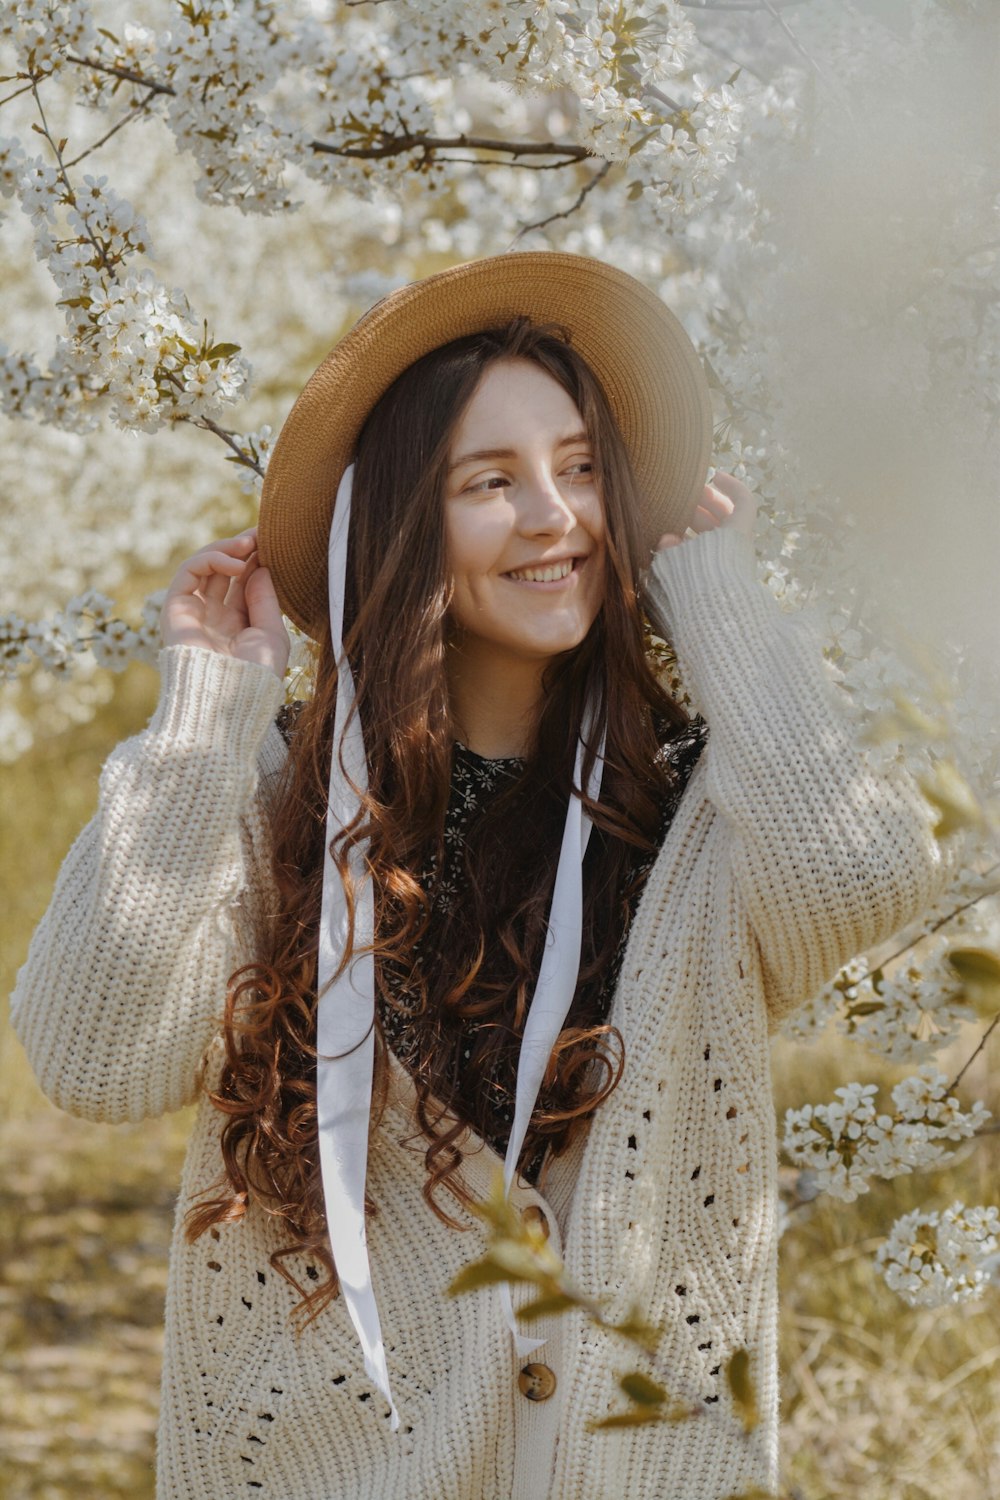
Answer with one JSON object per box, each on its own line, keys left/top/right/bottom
{"left": 11, "top": 252, "right": 953, "bottom": 1499}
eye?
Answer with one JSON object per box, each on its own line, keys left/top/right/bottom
{"left": 463, "top": 474, "right": 509, "bottom": 494}
{"left": 565, "top": 461, "right": 594, "bottom": 481}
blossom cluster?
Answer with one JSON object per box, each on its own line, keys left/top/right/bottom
{"left": 1, "top": 122, "right": 251, "bottom": 433}
{"left": 781, "top": 1068, "right": 990, "bottom": 1204}
{"left": 408, "top": 0, "right": 746, "bottom": 216}
{"left": 833, "top": 937, "right": 977, "bottom": 1064}
{"left": 1, "top": 589, "right": 164, "bottom": 680}
{"left": 877, "top": 1201, "right": 1000, "bottom": 1307}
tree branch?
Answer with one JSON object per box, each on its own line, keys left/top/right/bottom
{"left": 63, "top": 88, "right": 160, "bottom": 169}
{"left": 65, "top": 54, "right": 175, "bottom": 97}
{"left": 63, "top": 56, "right": 593, "bottom": 169}
{"left": 506, "top": 158, "right": 612, "bottom": 248}
{"left": 845, "top": 863, "right": 1000, "bottom": 988}
{"left": 310, "top": 131, "right": 592, "bottom": 164}
{"left": 29, "top": 80, "right": 116, "bottom": 276}
{"left": 760, "top": 0, "right": 832, "bottom": 86}
{"left": 0, "top": 78, "right": 38, "bottom": 109}
{"left": 180, "top": 411, "right": 264, "bottom": 475}
{"left": 948, "top": 1013, "right": 1000, "bottom": 1094}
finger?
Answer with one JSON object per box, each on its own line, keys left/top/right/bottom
{"left": 654, "top": 533, "right": 685, "bottom": 551}
{"left": 203, "top": 531, "right": 259, "bottom": 603}
{"left": 224, "top": 549, "right": 257, "bottom": 618}
{"left": 700, "top": 484, "right": 736, "bottom": 517}
{"left": 244, "top": 564, "right": 288, "bottom": 641}
{"left": 164, "top": 549, "right": 250, "bottom": 602}
{"left": 687, "top": 503, "right": 723, "bottom": 533}
{"left": 706, "top": 470, "right": 752, "bottom": 503}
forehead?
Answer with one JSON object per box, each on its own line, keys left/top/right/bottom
{"left": 452, "top": 358, "right": 585, "bottom": 443}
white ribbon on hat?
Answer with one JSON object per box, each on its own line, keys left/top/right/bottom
{"left": 317, "top": 461, "right": 605, "bottom": 1422}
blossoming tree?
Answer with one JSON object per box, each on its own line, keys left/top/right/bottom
{"left": 2, "top": 0, "right": 998, "bottom": 1329}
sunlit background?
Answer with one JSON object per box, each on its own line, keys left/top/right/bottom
{"left": 2, "top": 2, "right": 998, "bottom": 1495}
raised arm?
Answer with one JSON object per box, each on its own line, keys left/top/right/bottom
{"left": 10, "top": 530, "right": 291, "bottom": 1121}
{"left": 645, "top": 479, "right": 959, "bottom": 1028}
{"left": 10, "top": 647, "right": 286, "bottom": 1120}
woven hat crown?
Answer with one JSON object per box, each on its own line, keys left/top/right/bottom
{"left": 258, "top": 251, "right": 713, "bottom": 637}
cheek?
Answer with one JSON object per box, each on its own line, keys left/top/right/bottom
{"left": 445, "top": 509, "right": 509, "bottom": 587}
{"left": 587, "top": 492, "right": 608, "bottom": 545}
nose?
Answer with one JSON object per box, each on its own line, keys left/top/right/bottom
{"left": 517, "top": 465, "right": 578, "bottom": 538}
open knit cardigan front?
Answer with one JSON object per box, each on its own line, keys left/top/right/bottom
{"left": 11, "top": 527, "right": 954, "bottom": 1500}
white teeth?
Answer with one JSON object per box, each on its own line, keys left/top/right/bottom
{"left": 507, "top": 559, "right": 575, "bottom": 583}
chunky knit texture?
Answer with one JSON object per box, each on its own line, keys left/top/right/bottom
{"left": 12, "top": 525, "right": 954, "bottom": 1499}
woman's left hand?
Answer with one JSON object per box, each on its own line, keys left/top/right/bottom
{"left": 655, "top": 471, "right": 757, "bottom": 552}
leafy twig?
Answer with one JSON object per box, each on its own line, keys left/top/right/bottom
{"left": 448, "top": 1170, "right": 762, "bottom": 1438}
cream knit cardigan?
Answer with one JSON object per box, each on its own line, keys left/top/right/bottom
{"left": 12, "top": 527, "right": 954, "bottom": 1500}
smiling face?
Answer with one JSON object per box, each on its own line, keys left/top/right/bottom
{"left": 443, "top": 358, "right": 607, "bottom": 673}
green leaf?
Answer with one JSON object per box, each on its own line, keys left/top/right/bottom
{"left": 446, "top": 1259, "right": 510, "bottom": 1296}
{"left": 946, "top": 946, "right": 1000, "bottom": 1016}
{"left": 916, "top": 760, "right": 984, "bottom": 839}
{"left": 588, "top": 1409, "right": 669, "bottom": 1431}
{"left": 515, "top": 1291, "right": 579, "bottom": 1322}
{"left": 946, "top": 947, "right": 1000, "bottom": 989}
{"left": 619, "top": 1372, "right": 667, "bottom": 1406}
{"left": 627, "top": 181, "right": 645, "bottom": 201}
{"left": 611, "top": 1305, "right": 661, "bottom": 1351}
{"left": 205, "top": 342, "right": 242, "bottom": 361}
{"left": 726, "top": 1348, "right": 759, "bottom": 1434}
{"left": 845, "top": 1000, "right": 885, "bottom": 1018}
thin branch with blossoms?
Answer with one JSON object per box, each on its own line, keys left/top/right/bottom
{"left": 62, "top": 56, "right": 595, "bottom": 167}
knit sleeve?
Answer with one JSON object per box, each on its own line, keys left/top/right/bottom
{"left": 9, "top": 644, "right": 286, "bottom": 1122}
{"left": 644, "top": 526, "right": 959, "bottom": 1028}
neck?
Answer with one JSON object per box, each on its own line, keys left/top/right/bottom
{"left": 446, "top": 637, "right": 547, "bottom": 760}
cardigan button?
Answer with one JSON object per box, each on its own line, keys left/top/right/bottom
{"left": 521, "top": 1204, "right": 550, "bottom": 1240}
{"left": 518, "top": 1363, "right": 557, "bottom": 1402}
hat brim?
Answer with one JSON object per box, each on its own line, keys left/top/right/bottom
{"left": 258, "top": 251, "right": 713, "bottom": 638}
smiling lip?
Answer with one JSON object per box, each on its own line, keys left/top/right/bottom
{"left": 503, "top": 555, "right": 587, "bottom": 585}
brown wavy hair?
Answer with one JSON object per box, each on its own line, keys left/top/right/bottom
{"left": 186, "top": 316, "right": 697, "bottom": 1319}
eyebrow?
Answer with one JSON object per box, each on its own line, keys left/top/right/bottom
{"left": 447, "top": 430, "right": 592, "bottom": 473}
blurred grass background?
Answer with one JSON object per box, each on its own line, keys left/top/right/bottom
{"left": 1, "top": 665, "right": 997, "bottom": 1499}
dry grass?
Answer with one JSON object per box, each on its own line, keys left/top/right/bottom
{"left": 2, "top": 672, "right": 998, "bottom": 1499}
{"left": 773, "top": 1033, "right": 1000, "bottom": 1499}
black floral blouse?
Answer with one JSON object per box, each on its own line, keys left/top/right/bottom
{"left": 377, "top": 720, "right": 710, "bottom": 1164}
{"left": 277, "top": 708, "right": 709, "bottom": 1171}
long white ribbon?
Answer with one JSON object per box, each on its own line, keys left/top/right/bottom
{"left": 316, "top": 463, "right": 398, "bottom": 1429}
{"left": 500, "top": 717, "right": 604, "bottom": 1355}
{"left": 316, "top": 460, "right": 605, "bottom": 1419}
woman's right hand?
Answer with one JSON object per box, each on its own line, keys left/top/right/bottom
{"left": 160, "top": 527, "right": 291, "bottom": 679}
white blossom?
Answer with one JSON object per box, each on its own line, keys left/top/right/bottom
{"left": 782, "top": 1067, "right": 990, "bottom": 1203}
{"left": 877, "top": 1202, "right": 1000, "bottom": 1308}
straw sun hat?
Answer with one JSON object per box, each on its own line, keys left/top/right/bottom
{"left": 257, "top": 250, "right": 714, "bottom": 637}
